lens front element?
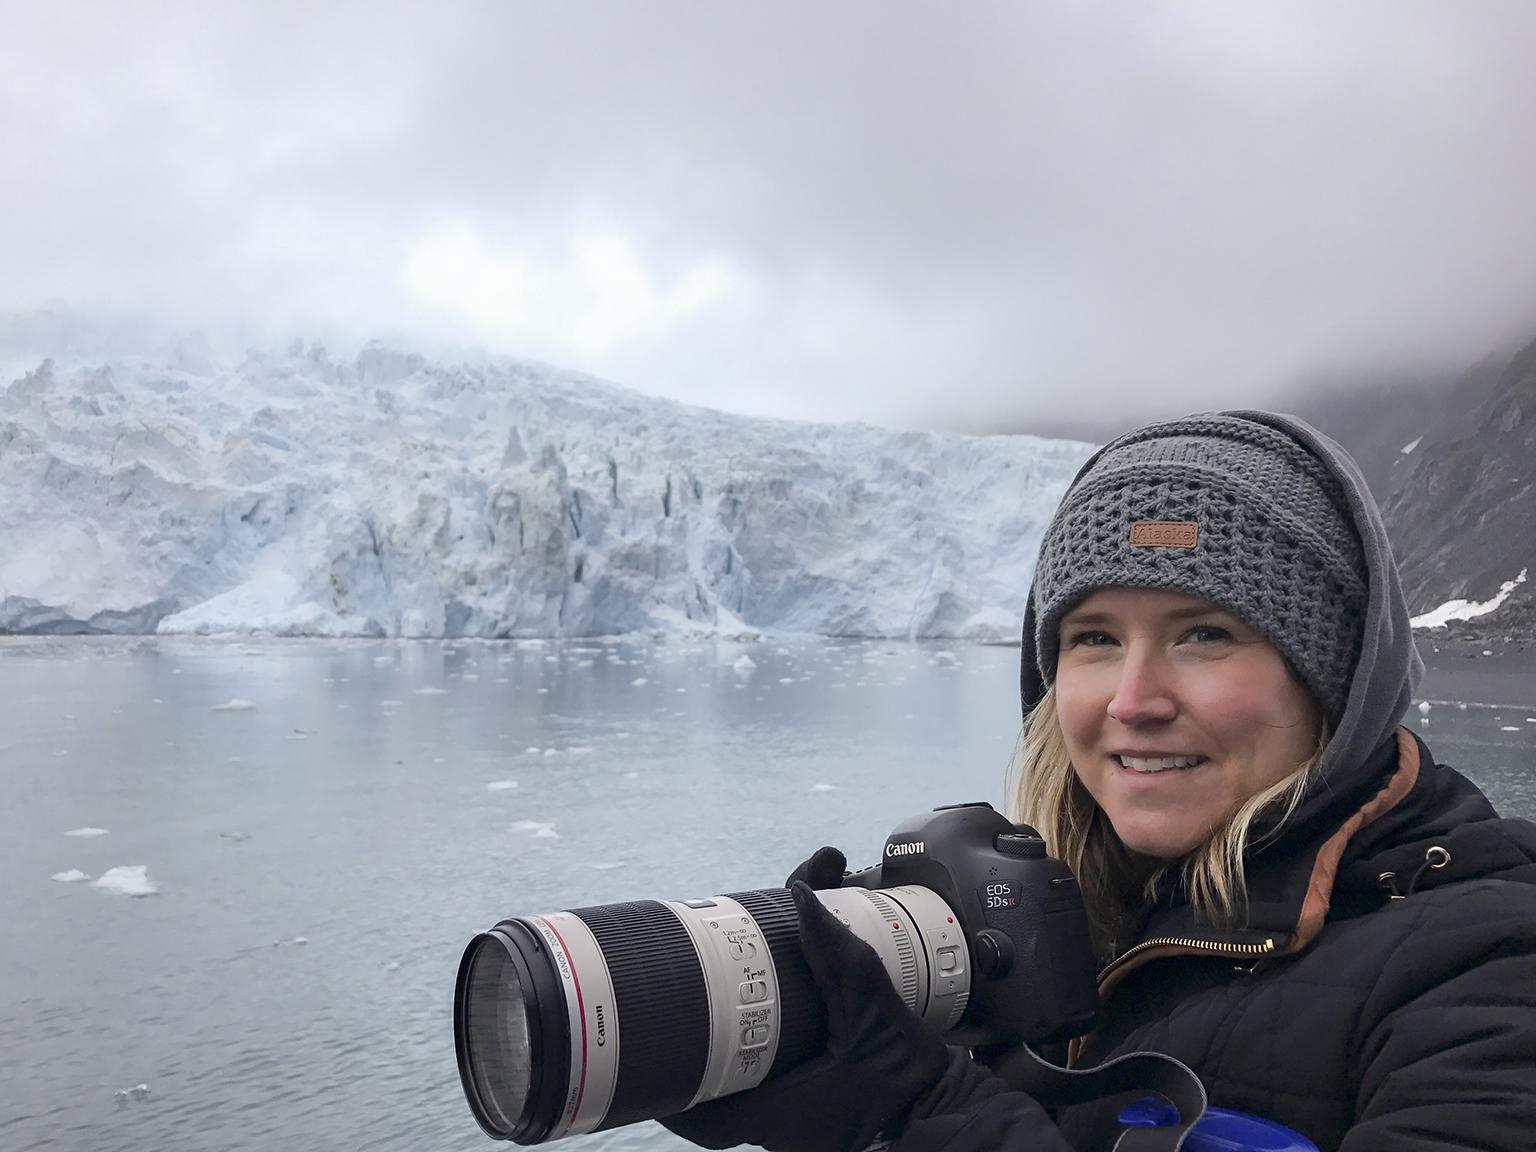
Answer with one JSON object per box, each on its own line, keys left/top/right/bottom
{"left": 463, "top": 938, "right": 535, "bottom": 1134}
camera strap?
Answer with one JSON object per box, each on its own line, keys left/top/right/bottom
{"left": 981, "top": 1042, "right": 1207, "bottom": 1152}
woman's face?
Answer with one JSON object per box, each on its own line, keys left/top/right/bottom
{"left": 1053, "top": 586, "right": 1320, "bottom": 861}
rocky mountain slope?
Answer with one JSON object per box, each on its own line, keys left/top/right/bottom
{"left": 1292, "top": 337, "right": 1536, "bottom": 654}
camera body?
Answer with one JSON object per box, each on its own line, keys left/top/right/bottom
{"left": 847, "top": 801, "right": 1098, "bottom": 1045}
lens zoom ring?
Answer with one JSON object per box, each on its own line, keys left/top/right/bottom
{"left": 728, "top": 888, "right": 828, "bottom": 1077}
{"left": 570, "top": 900, "right": 709, "bottom": 1128}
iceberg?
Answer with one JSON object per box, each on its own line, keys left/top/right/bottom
{"left": 0, "top": 345, "right": 1094, "bottom": 639}
{"left": 92, "top": 865, "right": 160, "bottom": 897}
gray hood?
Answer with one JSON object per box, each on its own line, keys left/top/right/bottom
{"left": 1019, "top": 410, "right": 1423, "bottom": 784}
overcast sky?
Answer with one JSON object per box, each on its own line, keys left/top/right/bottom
{"left": 3, "top": 2, "right": 1536, "bottom": 431}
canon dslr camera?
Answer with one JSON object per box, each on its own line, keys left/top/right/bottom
{"left": 454, "top": 801, "right": 1097, "bottom": 1144}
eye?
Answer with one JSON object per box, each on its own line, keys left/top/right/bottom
{"left": 1064, "top": 629, "right": 1116, "bottom": 648}
{"left": 1184, "top": 624, "right": 1232, "bottom": 644}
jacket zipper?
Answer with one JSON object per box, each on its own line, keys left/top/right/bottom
{"left": 1099, "top": 934, "right": 1276, "bottom": 985}
{"left": 1069, "top": 935, "right": 1281, "bottom": 1068}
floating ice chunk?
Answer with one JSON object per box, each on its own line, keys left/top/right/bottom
{"left": 630, "top": 677, "right": 649, "bottom": 687}
{"left": 733, "top": 655, "right": 756, "bottom": 675}
{"left": 66, "top": 827, "right": 110, "bottom": 838}
{"left": 486, "top": 780, "right": 519, "bottom": 791}
{"left": 511, "top": 820, "right": 560, "bottom": 839}
{"left": 1400, "top": 436, "right": 1423, "bottom": 455}
{"left": 778, "top": 677, "right": 796, "bottom": 684}
{"left": 383, "top": 960, "right": 401, "bottom": 972}
{"left": 113, "top": 1084, "right": 150, "bottom": 1106}
{"left": 1417, "top": 701, "right": 1431, "bottom": 716}
{"left": 415, "top": 686, "right": 448, "bottom": 695}
{"left": 1501, "top": 726, "right": 1521, "bottom": 732}
{"left": 292, "top": 936, "right": 308, "bottom": 945}
{"left": 587, "top": 862, "right": 625, "bottom": 871}
{"left": 211, "top": 698, "right": 257, "bottom": 712}
{"left": 93, "top": 866, "right": 160, "bottom": 897}
{"left": 379, "top": 699, "right": 402, "bottom": 707}
{"left": 1482, "top": 650, "right": 1494, "bottom": 657}
{"left": 811, "top": 783, "right": 838, "bottom": 792}
{"left": 52, "top": 869, "right": 90, "bottom": 882}
{"left": 218, "top": 831, "right": 252, "bottom": 842}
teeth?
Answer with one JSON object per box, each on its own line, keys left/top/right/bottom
{"left": 1119, "top": 755, "right": 1204, "bottom": 773}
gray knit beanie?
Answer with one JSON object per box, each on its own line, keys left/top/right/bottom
{"left": 1032, "top": 414, "right": 1369, "bottom": 723}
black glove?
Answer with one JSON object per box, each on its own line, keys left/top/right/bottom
{"left": 783, "top": 845, "right": 851, "bottom": 890}
{"left": 660, "top": 880, "right": 1007, "bottom": 1152}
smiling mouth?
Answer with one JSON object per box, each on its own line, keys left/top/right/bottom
{"left": 1115, "top": 754, "right": 1208, "bottom": 774}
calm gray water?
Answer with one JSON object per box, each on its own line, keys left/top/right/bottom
{"left": 2, "top": 637, "right": 1532, "bottom": 1152}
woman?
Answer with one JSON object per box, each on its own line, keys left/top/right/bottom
{"left": 664, "top": 413, "right": 1536, "bottom": 1151}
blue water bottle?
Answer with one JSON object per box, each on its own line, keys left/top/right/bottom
{"left": 1119, "top": 1097, "right": 1320, "bottom": 1151}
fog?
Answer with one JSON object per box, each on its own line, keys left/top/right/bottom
{"left": 4, "top": 1, "right": 1536, "bottom": 430}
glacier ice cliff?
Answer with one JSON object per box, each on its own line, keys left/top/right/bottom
{"left": 0, "top": 344, "right": 1094, "bottom": 640}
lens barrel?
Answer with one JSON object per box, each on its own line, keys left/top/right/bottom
{"left": 455, "top": 885, "right": 968, "bottom": 1144}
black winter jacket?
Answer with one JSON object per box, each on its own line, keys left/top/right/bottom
{"left": 896, "top": 728, "right": 1536, "bottom": 1152}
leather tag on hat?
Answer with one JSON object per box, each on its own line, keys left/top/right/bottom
{"left": 1130, "top": 521, "right": 1199, "bottom": 548}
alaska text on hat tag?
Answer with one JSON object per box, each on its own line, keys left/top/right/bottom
{"left": 1130, "top": 521, "right": 1199, "bottom": 548}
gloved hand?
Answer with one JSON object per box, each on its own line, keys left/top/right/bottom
{"left": 659, "top": 879, "right": 1007, "bottom": 1152}
{"left": 783, "top": 844, "right": 851, "bottom": 890}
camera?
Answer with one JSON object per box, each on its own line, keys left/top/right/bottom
{"left": 454, "top": 801, "right": 1098, "bottom": 1144}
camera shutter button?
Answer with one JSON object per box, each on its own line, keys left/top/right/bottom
{"left": 994, "top": 833, "right": 1046, "bottom": 858}
{"left": 973, "top": 929, "right": 1014, "bottom": 978}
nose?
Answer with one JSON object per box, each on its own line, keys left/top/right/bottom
{"left": 1106, "top": 650, "right": 1178, "bottom": 726}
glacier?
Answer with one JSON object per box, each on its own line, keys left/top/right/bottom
{"left": 0, "top": 343, "right": 1094, "bottom": 641}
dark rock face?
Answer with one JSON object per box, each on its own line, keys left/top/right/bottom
{"left": 1292, "top": 336, "right": 1536, "bottom": 653}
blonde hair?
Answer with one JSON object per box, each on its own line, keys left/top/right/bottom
{"left": 1008, "top": 684, "right": 1326, "bottom": 953}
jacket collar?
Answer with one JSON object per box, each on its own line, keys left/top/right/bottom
{"left": 1107, "top": 726, "right": 1536, "bottom": 980}
{"left": 1104, "top": 729, "right": 1418, "bottom": 986}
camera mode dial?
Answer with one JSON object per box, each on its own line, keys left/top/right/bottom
{"left": 993, "top": 833, "right": 1046, "bottom": 858}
